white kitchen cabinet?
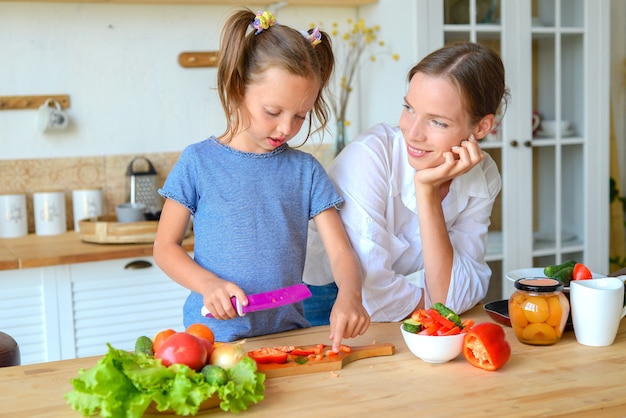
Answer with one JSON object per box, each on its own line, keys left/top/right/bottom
{"left": 65, "top": 257, "right": 189, "bottom": 359}
{"left": 413, "top": 0, "right": 610, "bottom": 300}
{"left": 0, "top": 266, "right": 65, "bottom": 366}
{"left": 0, "top": 256, "right": 189, "bottom": 365}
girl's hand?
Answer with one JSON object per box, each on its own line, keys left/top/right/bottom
{"left": 201, "top": 279, "right": 248, "bottom": 320}
{"left": 328, "top": 291, "right": 370, "bottom": 352}
{"left": 415, "top": 135, "right": 485, "bottom": 187}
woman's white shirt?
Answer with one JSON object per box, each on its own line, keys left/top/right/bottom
{"left": 303, "top": 123, "right": 502, "bottom": 321}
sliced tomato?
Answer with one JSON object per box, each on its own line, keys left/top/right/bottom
{"left": 573, "top": 263, "right": 592, "bottom": 280}
{"left": 248, "top": 347, "right": 289, "bottom": 364}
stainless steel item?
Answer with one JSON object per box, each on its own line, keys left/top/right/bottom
{"left": 126, "top": 157, "right": 162, "bottom": 217}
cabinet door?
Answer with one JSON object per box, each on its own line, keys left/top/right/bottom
{"left": 438, "top": 0, "right": 609, "bottom": 299}
{"left": 0, "top": 266, "right": 67, "bottom": 365}
{"left": 66, "top": 257, "right": 189, "bottom": 359}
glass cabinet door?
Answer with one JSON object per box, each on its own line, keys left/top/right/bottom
{"left": 440, "top": 0, "right": 608, "bottom": 300}
{"left": 444, "top": 0, "right": 509, "bottom": 301}
{"left": 530, "top": 0, "right": 585, "bottom": 272}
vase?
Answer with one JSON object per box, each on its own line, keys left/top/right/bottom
{"left": 334, "top": 120, "right": 347, "bottom": 156}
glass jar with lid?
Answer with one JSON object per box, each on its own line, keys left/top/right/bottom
{"left": 509, "top": 278, "right": 570, "bottom": 346}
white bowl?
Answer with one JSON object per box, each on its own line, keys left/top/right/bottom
{"left": 400, "top": 325, "right": 465, "bottom": 363}
{"left": 540, "top": 120, "right": 571, "bottom": 134}
{"left": 115, "top": 202, "right": 146, "bottom": 223}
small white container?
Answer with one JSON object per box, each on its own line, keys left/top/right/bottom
{"left": 0, "top": 194, "right": 28, "bottom": 238}
{"left": 72, "top": 189, "right": 103, "bottom": 232}
{"left": 33, "top": 191, "right": 67, "bottom": 236}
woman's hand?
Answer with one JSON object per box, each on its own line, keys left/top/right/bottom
{"left": 415, "top": 135, "right": 484, "bottom": 187}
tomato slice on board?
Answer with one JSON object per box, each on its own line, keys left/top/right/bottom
{"left": 462, "top": 322, "right": 511, "bottom": 371}
{"left": 248, "top": 347, "right": 289, "bottom": 364}
{"left": 573, "top": 263, "right": 593, "bottom": 280}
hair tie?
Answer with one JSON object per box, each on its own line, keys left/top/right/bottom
{"left": 252, "top": 11, "right": 277, "bottom": 35}
{"left": 301, "top": 27, "right": 322, "bottom": 46}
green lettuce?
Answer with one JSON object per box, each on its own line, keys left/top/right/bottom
{"left": 65, "top": 344, "right": 264, "bottom": 417}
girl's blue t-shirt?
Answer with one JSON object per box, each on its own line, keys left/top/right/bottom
{"left": 159, "top": 138, "right": 343, "bottom": 342}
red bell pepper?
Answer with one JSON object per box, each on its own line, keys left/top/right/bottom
{"left": 248, "top": 347, "right": 289, "bottom": 364}
{"left": 462, "top": 322, "right": 511, "bottom": 371}
{"left": 290, "top": 348, "right": 316, "bottom": 356}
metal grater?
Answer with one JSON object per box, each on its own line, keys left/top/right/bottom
{"left": 126, "top": 157, "right": 162, "bottom": 216}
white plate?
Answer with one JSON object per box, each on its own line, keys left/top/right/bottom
{"left": 533, "top": 230, "right": 576, "bottom": 242}
{"left": 535, "top": 128, "right": 575, "bottom": 138}
{"left": 505, "top": 267, "right": 606, "bottom": 287}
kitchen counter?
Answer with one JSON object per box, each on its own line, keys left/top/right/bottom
{"left": 0, "top": 232, "right": 194, "bottom": 270}
{"left": 2, "top": 305, "right": 625, "bottom": 417}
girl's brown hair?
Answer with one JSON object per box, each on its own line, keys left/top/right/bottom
{"left": 408, "top": 41, "right": 509, "bottom": 127}
{"left": 217, "top": 9, "right": 335, "bottom": 143}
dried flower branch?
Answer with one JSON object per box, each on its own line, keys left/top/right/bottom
{"left": 316, "top": 18, "right": 399, "bottom": 125}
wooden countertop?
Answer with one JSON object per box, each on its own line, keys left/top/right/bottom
{"left": 2, "top": 305, "right": 626, "bottom": 417}
{"left": 0, "top": 232, "right": 194, "bottom": 270}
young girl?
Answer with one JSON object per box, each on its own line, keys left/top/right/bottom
{"left": 304, "top": 42, "right": 509, "bottom": 322}
{"left": 153, "top": 9, "right": 369, "bottom": 351}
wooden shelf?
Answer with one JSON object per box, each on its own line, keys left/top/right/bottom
{"left": 0, "top": 95, "right": 70, "bottom": 111}
{"left": 2, "top": 0, "right": 376, "bottom": 5}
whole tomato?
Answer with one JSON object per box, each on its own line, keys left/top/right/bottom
{"left": 155, "top": 332, "right": 208, "bottom": 371}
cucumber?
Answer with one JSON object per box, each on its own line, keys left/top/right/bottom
{"left": 402, "top": 318, "right": 422, "bottom": 334}
{"left": 553, "top": 266, "right": 575, "bottom": 286}
{"left": 201, "top": 364, "right": 228, "bottom": 386}
{"left": 134, "top": 335, "right": 154, "bottom": 356}
{"left": 432, "top": 302, "right": 462, "bottom": 327}
{"left": 543, "top": 260, "right": 576, "bottom": 278}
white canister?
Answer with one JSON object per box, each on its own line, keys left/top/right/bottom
{"left": 72, "top": 189, "right": 103, "bottom": 232}
{"left": 33, "top": 191, "right": 67, "bottom": 236}
{"left": 0, "top": 194, "right": 28, "bottom": 238}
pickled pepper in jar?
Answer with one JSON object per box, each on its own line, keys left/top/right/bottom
{"left": 509, "top": 278, "right": 570, "bottom": 345}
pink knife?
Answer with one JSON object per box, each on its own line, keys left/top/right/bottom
{"left": 201, "top": 283, "right": 312, "bottom": 317}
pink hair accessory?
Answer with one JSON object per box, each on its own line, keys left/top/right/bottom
{"left": 252, "top": 11, "right": 277, "bottom": 35}
{"left": 307, "top": 27, "right": 322, "bottom": 46}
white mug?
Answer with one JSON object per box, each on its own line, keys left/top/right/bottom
{"left": 72, "top": 189, "right": 103, "bottom": 232}
{"left": 33, "top": 191, "right": 67, "bottom": 236}
{"left": 0, "top": 194, "right": 28, "bottom": 238}
{"left": 38, "top": 99, "right": 69, "bottom": 133}
{"left": 570, "top": 277, "right": 626, "bottom": 346}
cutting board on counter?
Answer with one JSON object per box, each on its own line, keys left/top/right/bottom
{"left": 256, "top": 343, "right": 395, "bottom": 378}
{"left": 78, "top": 215, "right": 191, "bottom": 244}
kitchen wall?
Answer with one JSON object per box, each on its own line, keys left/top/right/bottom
{"left": 0, "top": 1, "right": 414, "bottom": 231}
{"left": 0, "top": 1, "right": 411, "bottom": 160}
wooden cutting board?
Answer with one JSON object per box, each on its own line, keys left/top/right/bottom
{"left": 78, "top": 215, "right": 191, "bottom": 244}
{"left": 256, "top": 343, "right": 395, "bottom": 378}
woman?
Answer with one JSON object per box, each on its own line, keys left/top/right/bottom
{"left": 303, "top": 41, "right": 509, "bottom": 323}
